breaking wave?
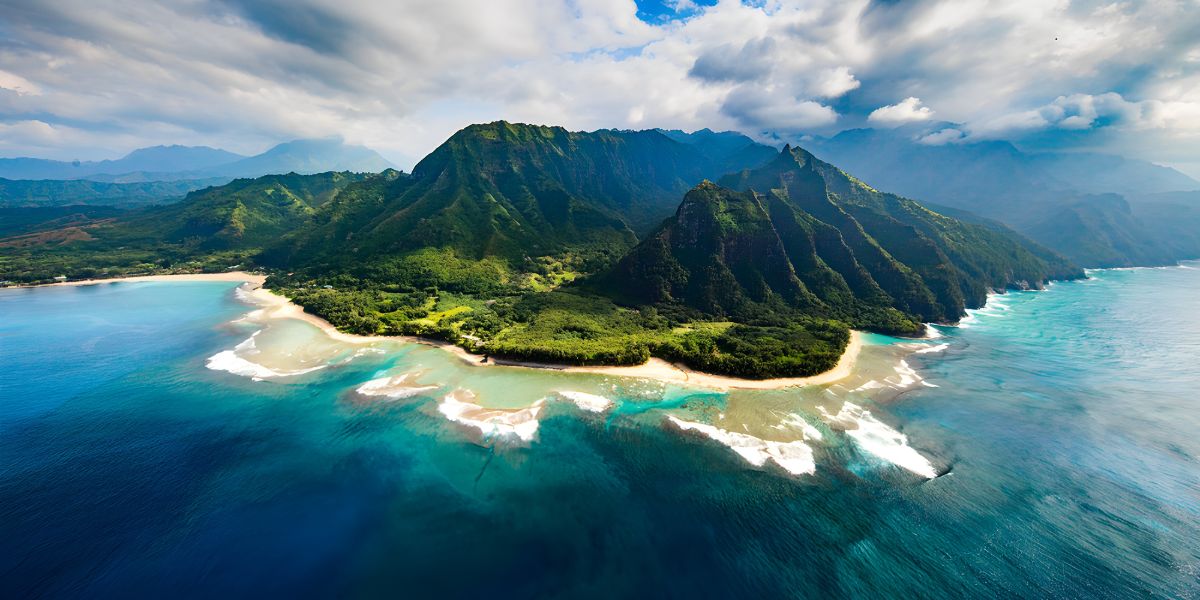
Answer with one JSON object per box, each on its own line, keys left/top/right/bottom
{"left": 438, "top": 390, "right": 545, "bottom": 442}
{"left": 205, "top": 331, "right": 327, "bottom": 381}
{"left": 667, "top": 416, "right": 816, "bottom": 476}
{"left": 819, "top": 402, "right": 936, "bottom": 478}
{"left": 556, "top": 391, "right": 614, "bottom": 413}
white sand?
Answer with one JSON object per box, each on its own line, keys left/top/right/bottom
{"left": 241, "top": 285, "right": 867, "bottom": 390}
{"left": 35, "top": 271, "right": 267, "bottom": 287}
{"left": 54, "top": 275, "right": 867, "bottom": 391}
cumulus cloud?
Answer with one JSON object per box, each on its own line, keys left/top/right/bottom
{"left": 868, "top": 97, "right": 934, "bottom": 126}
{"left": 0, "top": 0, "right": 1196, "bottom": 167}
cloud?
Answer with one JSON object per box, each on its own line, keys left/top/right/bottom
{"left": 811, "top": 67, "right": 861, "bottom": 99}
{"left": 867, "top": 97, "right": 934, "bottom": 126}
{"left": 720, "top": 85, "right": 839, "bottom": 132}
{"left": 917, "top": 128, "right": 965, "bottom": 146}
{"left": 689, "top": 37, "right": 776, "bottom": 83}
{"left": 0, "top": 0, "right": 1195, "bottom": 168}
{"left": 974, "top": 92, "right": 1200, "bottom": 137}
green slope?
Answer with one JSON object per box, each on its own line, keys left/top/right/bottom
{"left": 0, "top": 172, "right": 370, "bottom": 283}
{"left": 608, "top": 146, "right": 1081, "bottom": 334}
{"left": 266, "top": 121, "right": 776, "bottom": 278}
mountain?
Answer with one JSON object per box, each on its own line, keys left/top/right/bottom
{"left": 0, "top": 123, "right": 1082, "bottom": 379}
{"left": 1035, "top": 152, "right": 1200, "bottom": 196}
{"left": 0, "top": 146, "right": 245, "bottom": 181}
{"left": 807, "top": 127, "right": 1200, "bottom": 267}
{"left": 265, "top": 121, "right": 778, "bottom": 274}
{"left": 657, "top": 128, "right": 780, "bottom": 176}
{"left": 0, "top": 172, "right": 371, "bottom": 282}
{"left": 0, "top": 139, "right": 394, "bottom": 210}
{"left": 0, "top": 205, "right": 125, "bottom": 238}
{"left": 0, "top": 177, "right": 230, "bottom": 209}
{"left": 608, "top": 146, "right": 1080, "bottom": 332}
{"left": 214, "top": 138, "right": 394, "bottom": 179}
{"left": 0, "top": 139, "right": 394, "bottom": 185}
{"left": 1125, "top": 191, "right": 1200, "bottom": 261}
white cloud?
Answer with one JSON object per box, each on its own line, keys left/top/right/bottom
{"left": 0, "top": 70, "right": 41, "bottom": 95}
{"left": 917, "top": 128, "right": 966, "bottom": 146}
{"left": 812, "top": 66, "right": 861, "bottom": 98}
{"left": 0, "top": 0, "right": 1196, "bottom": 167}
{"left": 868, "top": 97, "right": 934, "bottom": 126}
{"left": 974, "top": 92, "right": 1200, "bottom": 138}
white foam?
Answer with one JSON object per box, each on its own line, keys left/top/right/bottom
{"left": 205, "top": 330, "right": 326, "bottom": 381}
{"left": 356, "top": 374, "right": 437, "bottom": 399}
{"left": 667, "top": 416, "right": 816, "bottom": 476}
{"left": 853, "top": 380, "right": 885, "bottom": 392}
{"left": 233, "top": 285, "right": 255, "bottom": 303}
{"left": 556, "top": 391, "right": 614, "bottom": 413}
{"left": 956, "top": 312, "right": 977, "bottom": 328}
{"left": 819, "top": 402, "right": 936, "bottom": 478}
{"left": 887, "top": 360, "right": 922, "bottom": 388}
{"left": 438, "top": 391, "right": 545, "bottom": 442}
{"left": 779, "top": 413, "right": 823, "bottom": 441}
{"left": 913, "top": 343, "right": 949, "bottom": 354}
{"left": 924, "top": 324, "right": 944, "bottom": 339}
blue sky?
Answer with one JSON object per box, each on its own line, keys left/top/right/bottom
{"left": 1, "top": 0, "right": 1197, "bottom": 176}
{"left": 634, "top": 0, "right": 720, "bottom": 23}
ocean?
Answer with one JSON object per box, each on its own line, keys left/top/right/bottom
{"left": 1, "top": 265, "right": 1198, "bottom": 598}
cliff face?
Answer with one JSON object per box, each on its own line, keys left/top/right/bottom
{"left": 609, "top": 146, "right": 1081, "bottom": 332}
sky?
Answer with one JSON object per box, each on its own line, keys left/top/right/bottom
{"left": 1, "top": 0, "right": 1198, "bottom": 176}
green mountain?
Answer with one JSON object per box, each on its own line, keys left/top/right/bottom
{"left": 0, "top": 172, "right": 370, "bottom": 282}
{"left": 608, "top": 146, "right": 1081, "bottom": 333}
{"left": 265, "top": 121, "right": 777, "bottom": 276}
{"left": 0, "top": 177, "right": 229, "bottom": 209}
{"left": 1, "top": 123, "right": 1085, "bottom": 379}
{"left": 0, "top": 205, "right": 125, "bottom": 238}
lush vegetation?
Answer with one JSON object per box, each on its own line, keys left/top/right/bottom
{"left": 0, "top": 172, "right": 369, "bottom": 284}
{"left": 0, "top": 177, "right": 228, "bottom": 209}
{"left": 1, "top": 122, "right": 1085, "bottom": 378}
{"left": 272, "top": 272, "right": 848, "bottom": 379}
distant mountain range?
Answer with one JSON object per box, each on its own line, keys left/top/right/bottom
{"left": 806, "top": 126, "right": 1200, "bottom": 267}
{"left": 0, "top": 138, "right": 394, "bottom": 208}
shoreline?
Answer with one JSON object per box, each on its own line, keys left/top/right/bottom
{"left": 17, "top": 271, "right": 268, "bottom": 288}
{"left": 10, "top": 271, "right": 865, "bottom": 390}
{"left": 241, "top": 286, "right": 864, "bottom": 391}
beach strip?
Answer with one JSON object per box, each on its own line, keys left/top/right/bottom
{"left": 20, "top": 271, "right": 864, "bottom": 391}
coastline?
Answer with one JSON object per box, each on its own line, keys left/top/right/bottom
{"left": 11, "top": 271, "right": 864, "bottom": 390}
{"left": 25, "top": 271, "right": 268, "bottom": 287}
{"left": 240, "top": 285, "right": 864, "bottom": 391}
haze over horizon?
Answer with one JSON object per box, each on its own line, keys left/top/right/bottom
{"left": 1, "top": 0, "right": 1198, "bottom": 176}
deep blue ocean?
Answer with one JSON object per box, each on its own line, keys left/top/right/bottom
{"left": 2, "top": 265, "right": 1198, "bottom": 598}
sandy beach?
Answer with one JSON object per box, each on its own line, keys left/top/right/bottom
{"left": 33, "top": 271, "right": 268, "bottom": 287}
{"left": 25, "top": 271, "right": 864, "bottom": 390}
{"left": 239, "top": 283, "right": 864, "bottom": 391}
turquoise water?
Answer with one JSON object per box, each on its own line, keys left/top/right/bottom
{"left": 2, "top": 267, "right": 1198, "bottom": 597}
